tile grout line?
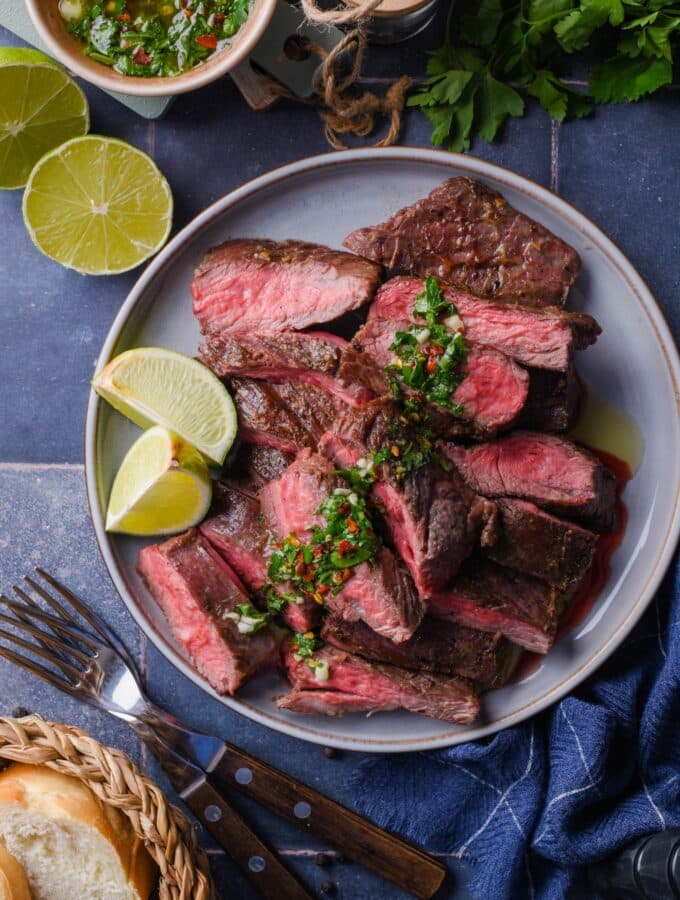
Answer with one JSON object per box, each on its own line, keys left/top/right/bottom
{"left": 0, "top": 462, "right": 84, "bottom": 472}
{"left": 550, "top": 119, "right": 560, "bottom": 193}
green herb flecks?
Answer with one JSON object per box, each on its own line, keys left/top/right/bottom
{"left": 409, "top": 0, "right": 679, "bottom": 152}
{"left": 64, "top": 0, "right": 251, "bottom": 77}
{"left": 224, "top": 602, "right": 268, "bottom": 634}
{"left": 385, "top": 276, "right": 468, "bottom": 414}
{"left": 291, "top": 631, "right": 329, "bottom": 679}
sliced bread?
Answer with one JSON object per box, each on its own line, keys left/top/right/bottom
{"left": 0, "top": 764, "right": 155, "bottom": 900}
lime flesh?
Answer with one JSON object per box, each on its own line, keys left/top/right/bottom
{"left": 93, "top": 347, "right": 238, "bottom": 466}
{"left": 22, "top": 135, "right": 172, "bottom": 274}
{"left": 0, "top": 47, "right": 89, "bottom": 190}
{"left": 106, "top": 426, "right": 212, "bottom": 535}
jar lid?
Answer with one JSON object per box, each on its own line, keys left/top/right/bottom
{"left": 345, "top": 0, "right": 436, "bottom": 18}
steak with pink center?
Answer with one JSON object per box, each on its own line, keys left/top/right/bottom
{"left": 137, "top": 530, "right": 278, "bottom": 695}
{"left": 192, "top": 238, "right": 382, "bottom": 333}
{"left": 279, "top": 643, "right": 479, "bottom": 723}
{"left": 259, "top": 450, "right": 424, "bottom": 642}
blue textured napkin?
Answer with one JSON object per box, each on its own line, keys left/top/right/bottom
{"left": 352, "top": 551, "right": 680, "bottom": 900}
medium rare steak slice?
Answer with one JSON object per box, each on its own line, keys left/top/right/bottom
{"left": 201, "top": 482, "right": 319, "bottom": 633}
{"left": 321, "top": 615, "right": 520, "bottom": 688}
{"left": 227, "top": 443, "right": 294, "bottom": 491}
{"left": 259, "top": 450, "right": 424, "bottom": 642}
{"left": 430, "top": 558, "right": 564, "bottom": 654}
{"left": 488, "top": 498, "right": 598, "bottom": 591}
{"left": 199, "top": 330, "right": 374, "bottom": 408}
{"left": 519, "top": 366, "right": 582, "bottom": 432}
{"left": 279, "top": 643, "right": 479, "bottom": 724}
{"left": 319, "top": 399, "right": 498, "bottom": 595}
{"left": 344, "top": 177, "right": 580, "bottom": 306}
{"left": 346, "top": 318, "right": 529, "bottom": 436}
{"left": 229, "top": 377, "right": 339, "bottom": 454}
{"left": 137, "top": 530, "right": 277, "bottom": 695}
{"left": 441, "top": 431, "right": 617, "bottom": 530}
{"left": 192, "top": 238, "right": 382, "bottom": 333}
{"left": 368, "top": 276, "right": 600, "bottom": 370}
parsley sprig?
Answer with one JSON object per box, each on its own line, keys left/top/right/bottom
{"left": 410, "top": 0, "right": 678, "bottom": 151}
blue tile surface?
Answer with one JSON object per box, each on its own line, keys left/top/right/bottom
{"left": 0, "top": 12, "right": 677, "bottom": 900}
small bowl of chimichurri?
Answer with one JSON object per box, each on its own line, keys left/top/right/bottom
{"left": 26, "top": 0, "right": 276, "bottom": 95}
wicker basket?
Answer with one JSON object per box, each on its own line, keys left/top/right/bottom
{"left": 0, "top": 716, "right": 215, "bottom": 900}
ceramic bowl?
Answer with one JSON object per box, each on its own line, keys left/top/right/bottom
{"left": 26, "top": 0, "right": 276, "bottom": 96}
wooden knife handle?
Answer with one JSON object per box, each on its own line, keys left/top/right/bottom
{"left": 181, "top": 776, "right": 314, "bottom": 900}
{"left": 210, "top": 745, "right": 447, "bottom": 900}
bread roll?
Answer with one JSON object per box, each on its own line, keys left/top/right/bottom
{"left": 0, "top": 764, "right": 156, "bottom": 900}
{"left": 0, "top": 839, "right": 31, "bottom": 900}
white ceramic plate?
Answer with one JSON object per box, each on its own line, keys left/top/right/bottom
{"left": 85, "top": 148, "right": 680, "bottom": 752}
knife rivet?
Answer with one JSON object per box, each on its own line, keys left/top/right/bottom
{"left": 235, "top": 767, "right": 253, "bottom": 785}
{"left": 294, "top": 801, "right": 311, "bottom": 819}
{"left": 248, "top": 856, "right": 266, "bottom": 872}
{"left": 204, "top": 805, "right": 223, "bottom": 822}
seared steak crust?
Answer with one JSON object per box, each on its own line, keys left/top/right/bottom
{"left": 344, "top": 177, "right": 580, "bottom": 306}
{"left": 488, "top": 498, "right": 598, "bottom": 591}
{"left": 321, "top": 615, "right": 519, "bottom": 688}
{"left": 519, "top": 366, "right": 583, "bottom": 432}
{"left": 192, "top": 238, "right": 382, "bottom": 333}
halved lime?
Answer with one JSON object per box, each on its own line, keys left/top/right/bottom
{"left": 0, "top": 47, "right": 89, "bottom": 190}
{"left": 22, "top": 135, "right": 173, "bottom": 274}
{"left": 93, "top": 347, "right": 237, "bottom": 466}
{"left": 106, "top": 426, "right": 212, "bottom": 535}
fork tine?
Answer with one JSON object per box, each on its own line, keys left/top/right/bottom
{"left": 0, "top": 609, "right": 92, "bottom": 669}
{"left": 0, "top": 642, "right": 79, "bottom": 697}
{"left": 0, "top": 623, "right": 84, "bottom": 684}
{"left": 21, "top": 577, "right": 83, "bottom": 629}
{"left": 14, "top": 583, "right": 90, "bottom": 659}
{"left": 0, "top": 595, "right": 102, "bottom": 653}
{"left": 33, "top": 568, "right": 136, "bottom": 666}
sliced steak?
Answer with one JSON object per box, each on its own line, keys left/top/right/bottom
{"left": 441, "top": 431, "right": 617, "bottom": 530}
{"left": 229, "top": 377, "right": 340, "bottom": 454}
{"left": 347, "top": 318, "right": 529, "bottom": 436}
{"left": 201, "top": 482, "right": 319, "bottom": 633}
{"left": 259, "top": 450, "right": 424, "bottom": 642}
{"left": 192, "top": 238, "right": 382, "bottom": 333}
{"left": 488, "top": 498, "right": 598, "bottom": 591}
{"left": 321, "top": 615, "right": 520, "bottom": 688}
{"left": 519, "top": 366, "right": 583, "bottom": 432}
{"left": 344, "top": 177, "right": 580, "bottom": 306}
{"left": 279, "top": 643, "right": 479, "bottom": 724}
{"left": 226, "top": 443, "right": 295, "bottom": 491}
{"left": 430, "top": 558, "right": 564, "bottom": 654}
{"left": 137, "top": 530, "right": 277, "bottom": 695}
{"left": 199, "top": 330, "right": 374, "bottom": 408}
{"left": 319, "top": 399, "right": 497, "bottom": 596}
{"left": 369, "top": 276, "right": 600, "bottom": 370}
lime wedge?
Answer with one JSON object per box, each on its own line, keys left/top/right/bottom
{"left": 106, "top": 426, "right": 212, "bottom": 535}
{"left": 0, "top": 47, "right": 89, "bottom": 190}
{"left": 93, "top": 347, "right": 237, "bottom": 466}
{"left": 22, "top": 135, "right": 172, "bottom": 274}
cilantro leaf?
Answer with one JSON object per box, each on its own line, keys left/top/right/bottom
{"left": 528, "top": 69, "right": 593, "bottom": 120}
{"left": 555, "top": 0, "right": 624, "bottom": 52}
{"left": 589, "top": 54, "right": 673, "bottom": 102}
{"left": 475, "top": 71, "right": 524, "bottom": 141}
{"left": 461, "top": 0, "right": 504, "bottom": 46}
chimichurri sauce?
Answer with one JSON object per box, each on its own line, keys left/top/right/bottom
{"left": 60, "top": 0, "right": 251, "bottom": 76}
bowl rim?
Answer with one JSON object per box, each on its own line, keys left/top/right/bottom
{"left": 85, "top": 147, "right": 680, "bottom": 753}
{"left": 25, "top": 0, "right": 277, "bottom": 96}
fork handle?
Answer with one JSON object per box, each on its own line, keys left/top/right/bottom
{"left": 210, "top": 744, "right": 447, "bottom": 900}
{"left": 182, "top": 776, "right": 314, "bottom": 900}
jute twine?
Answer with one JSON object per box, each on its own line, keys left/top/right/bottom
{"left": 260, "top": 0, "right": 411, "bottom": 149}
{"left": 0, "top": 716, "right": 215, "bottom": 900}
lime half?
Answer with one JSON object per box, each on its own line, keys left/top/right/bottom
{"left": 93, "top": 347, "right": 238, "bottom": 466}
{"left": 22, "top": 135, "right": 173, "bottom": 274}
{"left": 0, "top": 47, "right": 89, "bottom": 190}
{"left": 106, "top": 426, "right": 212, "bottom": 535}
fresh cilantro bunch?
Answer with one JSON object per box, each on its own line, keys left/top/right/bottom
{"left": 410, "top": 0, "right": 678, "bottom": 151}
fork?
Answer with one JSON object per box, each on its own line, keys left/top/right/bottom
{"left": 0, "top": 569, "right": 447, "bottom": 900}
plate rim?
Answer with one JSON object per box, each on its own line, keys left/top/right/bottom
{"left": 85, "top": 147, "right": 680, "bottom": 752}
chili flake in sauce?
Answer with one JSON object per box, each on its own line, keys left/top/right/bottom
{"left": 61, "top": 0, "right": 251, "bottom": 76}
